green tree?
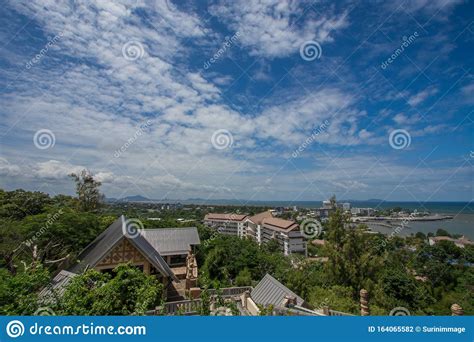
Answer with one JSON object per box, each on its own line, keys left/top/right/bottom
{"left": 373, "top": 267, "right": 434, "bottom": 314}
{"left": 235, "top": 268, "right": 252, "bottom": 286}
{"left": 309, "top": 285, "right": 358, "bottom": 314}
{"left": 0, "top": 265, "right": 50, "bottom": 315}
{"left": 60, "top": 264, "right": 163, "bottom": 315}
{"left": 69, "top": 170, "right": 103, "bottom": 212}
{"left": 329, "top": 194, "right": 337, "bottom": 209}
{"left": 0, "top": 189, "right": 52, "bottom": 220}
{"left": 436, "top": 228, "right": 450, "bottom": 237}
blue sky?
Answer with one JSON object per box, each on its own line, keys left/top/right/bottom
{"left": 0, "top": 0, "right": 472, "bottom": 202}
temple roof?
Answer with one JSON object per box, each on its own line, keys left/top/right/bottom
{"left": 69, "top": 215, "right": 177, "bottom": 280}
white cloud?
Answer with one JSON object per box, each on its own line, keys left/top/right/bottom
{"left": 0, "top": 158, "right": 21, "bottom": 176}
{"left": 407, "top": 87, "right": 438, "bottom": 106}
{"left": 209, "top": 0, "right": 348, "bottom": 58}
{"left": 393, "top": 113, "right": 421, "bottom": 125}
{"left": 398, "top": 0, "right": 463, "bottom": 14}
{"left": 0, "top": 0, "right": 467, "bottom": 201}
{"left": 34, "top": 160, "right": 85, "bottom": 179}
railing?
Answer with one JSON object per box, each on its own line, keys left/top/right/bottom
{"left": 157, "top": 287, "right": 252, "bottom": 315}
{"left": 328, "top": 309, "right": 354, "bottom": 316}
{"left": 208, "top": 286, "right": 252, "bottom": 297}
{"left": 161, "top": 299, "right": 203, "bottom": 315}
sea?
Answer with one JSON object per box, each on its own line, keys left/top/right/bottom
{"left": 185, "top": 200, "right": 474, "bottom": 239}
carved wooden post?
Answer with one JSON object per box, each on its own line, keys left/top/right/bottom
{"left": 322, "top": 305, "right": 330, "bottom": 316}
{"left": 451, "top": 304, "right": 463, "bottom": 316}
{"left": 360, "top": 289, "right": 370, "bottom": 316}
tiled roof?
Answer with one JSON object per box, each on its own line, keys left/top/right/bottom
{"left": 247, "top": 210, "right": 274, "bottom": 225}
{"left": 251, "top": 274, "right": 305, "bottom": 307}
{"left": 141, "top": 227, "right": 200, "bottom": 256}
{"left": 204, "top": 213, "right": 248, "bottom": 221}
{"left": 262, "top": 217, "right": 299, "bottom": 232}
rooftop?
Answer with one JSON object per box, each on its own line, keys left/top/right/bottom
{"left": 251, "top": 273, "right": 306, "bottom": 308}
{"left": 69, "top": 215, "right": 176, "bottom": 280}
{"left": 39, "top": 270, "right": 77, "bottom": 300}
{"left": 247, "top": 210, "right": 274, "bottom": 225}
{"left": 261, "top": 217, "right": 299, "bottom": 232}
{"left": 141, "top": 227, "right": 200, "bottom": 256}
{"left": 204, "top": 213, "right": 248, "bottom": 222}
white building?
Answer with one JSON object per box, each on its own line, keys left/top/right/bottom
{"left": 203, "top": 213, "right": 248, "bottom": 238}
{"left": 206, "top": 210, "right": 307, "bottom": 256}
{"left": 428, "top": 236, "right": 473, "bottom": 249}
{"left": 322, "top": 200, "right": 332, "bottom": 209}
{"left": 260, "top": 217, "right": 306, "bottom": 256}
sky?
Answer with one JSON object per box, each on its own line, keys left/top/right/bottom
{"left": 0, "top": 0, "right": 473, "bottom": 203}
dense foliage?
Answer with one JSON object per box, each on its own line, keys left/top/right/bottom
{"left": 58, "top": 264, "right": 163, "bottom": 315}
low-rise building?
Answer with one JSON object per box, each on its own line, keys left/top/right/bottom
{"left": 351, "top": 207, "right": 375, "bottom": 216}
{"left": 314, "top": 208, "right": 334, "bottom": 218}
{"left": 428, "top": 235, "right": 473, "bottom": 249}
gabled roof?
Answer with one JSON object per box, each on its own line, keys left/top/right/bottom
{"left": 251, "top": 274, "right": 306, "bottom": 307}
{"left": 204, "top": 213, "right": 248, "bottom": 221}
{"left": 141, "top": 227, "right": 200, "bottom": 256}
{"left": 247, "top": 210, "right": 274, "bottom": 225}
{"left": 262, "top": 217, "right": 299, "bottom": 232}
{"left": 69, "top": 216, "right": 177, "bottom": 280}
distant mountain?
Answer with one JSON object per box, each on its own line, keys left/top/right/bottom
{"left": 120, "top": 195, "right": 151, "bottom": 202}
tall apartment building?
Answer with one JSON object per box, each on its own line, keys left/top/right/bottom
{"left": 206, "top": 210, "right": 307, "bottom": 256}
{"left": 245, "top": 210, "right": 274, "bottom": 242}
{"left": 259, "top": 217, "right": 306, "bottom": 256}
{"left": 203, "top": 213, "right": 248, "bottom": 238}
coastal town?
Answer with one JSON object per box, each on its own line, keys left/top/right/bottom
{"left": 2, "top": 178, "right": 467, "bottom": 318}
{"left": 25, "top": 198, "right": 474, "bottom": 316}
